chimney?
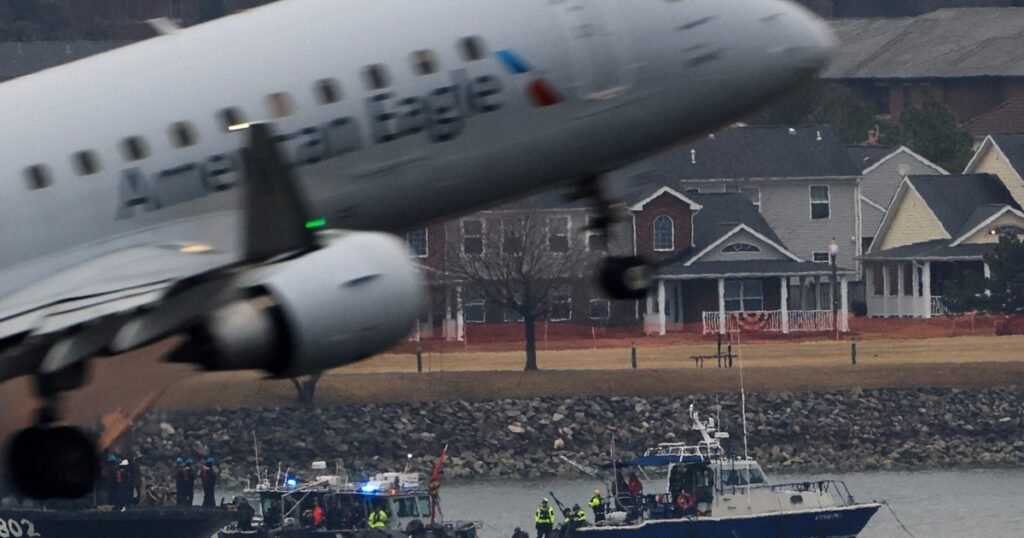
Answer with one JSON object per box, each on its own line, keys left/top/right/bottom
{"left": 690, "top": 149, "right": 697, "bottom": 164}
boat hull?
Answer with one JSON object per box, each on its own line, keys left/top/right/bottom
{"left": 579, "top": 504, "right": 881, "bottom": 538}
{"left": 0, "top": 507, "right": 240, "bottom": 538}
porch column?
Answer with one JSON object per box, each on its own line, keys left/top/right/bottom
{"left": 444, "top": 289, "right": 455, "bottom": 340}
{"left": 780, "top": 276, "right": 790, "bottom": 334}
{"left": 881, "top": 263, "right": 891, "bottom": 318}
{"left": 455, "top": 286, "right": 465, "bottom": 341}
{"left": 840, "top": 276, "right": 849, "bottom": 332}
{"left": 865, "top": 265, "right": 875, "bottom": 297}
{"left": 911, "top": 262, "right": 921, "bottom": 316}
{"left": 813, "top": 276, "right": 822, "bottom": 310}
{"left": 657, "top": 280, "right": 667, "bottom": 336}
{"left": 718, "top": 278, "right": 727, "bottom": 335}
{"left": 896, "top": 263, "right": 905, "bottom": 317}
{"left": 797, "top": 276, "right": 806, "bottom": 311}
{"left": 922, "top": 262, "right": 932, "bottom": 319}
{"left": 984, "top": 262, "right": 992, "bottom": 297}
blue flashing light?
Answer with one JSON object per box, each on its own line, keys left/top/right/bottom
{"left": 360, "top": 483, "right": 379, "bottom": 493}
{"left": 286, "top": 478, "right": 299, "bottom": 489}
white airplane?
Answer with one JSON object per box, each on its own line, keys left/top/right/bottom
{"left": 0, "top": 0, "right": 833, "bottom": 498}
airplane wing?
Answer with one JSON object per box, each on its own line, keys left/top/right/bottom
{"left": 0, "top": 123, "right": 316, "bottom": 384}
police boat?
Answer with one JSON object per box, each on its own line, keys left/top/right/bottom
{"left": 219, "top": 460, "right": 480, "bottom": 538}
{"left": 574, "top": 406, "right": 880, "bottom": 538}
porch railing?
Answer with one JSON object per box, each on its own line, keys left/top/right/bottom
{"left": 702, "top": 310, "right": 835, "bottom": 335}
{"left": 931, "top": 296, "right": 948, "bottom": 316}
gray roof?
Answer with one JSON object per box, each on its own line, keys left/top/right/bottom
{"left": 614, "top": 125, "right": 861, "bottom": 182}
{"left": 847, "top": 145, "right": 897, "bottom": 172}
{"left": 860, "top": 239, "right": 994, "bottom": 261}
{"left": 825, "top": 8, "right": 1024, "bottom": 79}
{"left": 658, "top": 259, "right": 851, "bottom": 279}
{"left": 688, "top": 193, "right": 785, "bottom": 252}
{"left": 0, "top": 41, "right": 131, "bottom": 80}
{"left": 990, "top": 133, "right": 1024, "bottom": 175}
{"left": 907, "top": 174, "right": 1018, "bottom": 235}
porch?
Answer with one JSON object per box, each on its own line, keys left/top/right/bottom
{"left": 642, "top": 261, "right": 853, "bottom": 336}
{"left": 863, "top": 259, "right": 986, "bottom": 318}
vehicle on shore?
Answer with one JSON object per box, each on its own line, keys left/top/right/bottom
{"left": 565, "top": 406, "right": 879, "bottom": 538}
{"left": 219, "top": 461, "right": 479, "bottom": 538}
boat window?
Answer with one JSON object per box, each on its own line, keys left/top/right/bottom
{"left": 417, "top": 496, "right": 431, "bottom": 517}
{"left": 314, "top": 78, "right": 343, "bottom": 104}
{"left": 219, "top": 106, "right": 248, "bottom": 131}
{"left": 24, "top": 164, "right": 52, "bottom": 190}
{"left": 748, "top": 466, "right": 766, "bottom": 484}
{"left": 72, "top": 150, "right": 102, "bottom": 176}
{"left": 411, "top": 49, "right": 440, "bottom": 76}
{"left": 458, "top": 36, "right": 488, "bottom": 62}
{"left": 267, "top": 92, "right": 295, "bottom": 118}
{"left": 363, "top": 64, "right": 391, "bottom": 90}
{"left": 121, "top": 136, "right": 150, "bottom": 161}
{"left": 394, "top": 497, "right": 418, "bottom": 517}
{"left": 169, "top": 121, "right": 199, "bottom": 148}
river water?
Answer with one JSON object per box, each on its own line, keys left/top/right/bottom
{"left": 439, "top": 468, "right": 1024, "bottom": 538}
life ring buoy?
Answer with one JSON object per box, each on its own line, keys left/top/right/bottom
{"left": 675, "top": 492, "right": 695, "bottom": 511}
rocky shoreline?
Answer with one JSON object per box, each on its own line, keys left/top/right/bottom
{"left": 130, "top": 386, "right": 1024, "bottom": 494}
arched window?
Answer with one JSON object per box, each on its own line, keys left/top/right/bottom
{"left": 653, "top": 216, "right": 674, "bottom": 251}
{"left": 722, "top": 243, "right": 761, "bottom": 253}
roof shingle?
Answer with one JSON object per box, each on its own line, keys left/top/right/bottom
{"left": 907, "top": 174, "right": 1018, "bottom": 235}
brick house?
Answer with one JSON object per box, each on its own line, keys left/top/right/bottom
{"left": 824, "top": 8, "right": 1024, "bottom": 124}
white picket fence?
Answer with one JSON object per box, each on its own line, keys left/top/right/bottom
{"left": 702, "top": 310, "right": 835, "bottom": 335}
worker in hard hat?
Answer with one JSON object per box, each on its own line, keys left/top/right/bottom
{"left": 535, "top": 498, "right": 555, "bottom": 538}
{"left": 589, "top": 489, "right": 605, "bottom": 523}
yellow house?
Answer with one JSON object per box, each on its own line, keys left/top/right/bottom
{"left": 860, "top": 174, "right": 1024, "bottom": 318}
{"left": 964, "top": 134, "right": 1024, "bottom": 206}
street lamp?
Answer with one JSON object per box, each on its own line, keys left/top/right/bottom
{"left": 829, "top": 237, "right": 840, "bottom": 339}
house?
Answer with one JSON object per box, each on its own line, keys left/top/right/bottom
{"left": 612, "top": 125, "right": 864, "bottom": 277}
{"left": 824, "top": 8, "right": 1024, "bottom": 123}
{"left": 639, "top": 190, "right": 853, "bottom": 336}
{"left": 964, "top": 133, "right": 1024, "bottom": 207}
{"left": 861, "top": 174, "right": 1024, "bottom": 317}
{"left": 848, "top": 145, "right": 947, "bottom": 252}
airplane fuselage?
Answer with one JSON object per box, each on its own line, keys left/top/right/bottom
{"left": 0, "top": 0, "right": 833, "bottom": 300}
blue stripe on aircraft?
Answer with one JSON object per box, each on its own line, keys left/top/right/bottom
{"left": 495, "top": 49, "right": 531, "bottom": 74}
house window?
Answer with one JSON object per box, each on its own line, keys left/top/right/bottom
{"left": 407, "top": 228, "right": 428, "bottom": 257}
{"left": 504, "top": 292, "right": 524, "bottom": 323}
{"left": 684, "top": 188, "right": 700, "bottom": 195}
{"left": 548, "top": 216, "right": 570, "bottom": 253}
{"left": 813, "top": 252, "right": 830, "bottom": 263}
{"left": 549, "top": 285, "right": 572, "bottom": 321}
{"left": 463, "top": 288, "right": 485, "bottom": 323}
{"left": 872, "top": 85, "right": 891, "bottom": 114}
{"left": 502, "top": 218, "right": 524, "bottom": 254}
{"left": 586, "top": 215, "right": 608, "bottom": 251}
{"left": 810, "top": 186, "right": 830, "bottom": 220}
{"left": 872, "top": 265, "right": 885, "bottom": 297}
{"left": 724, "top": 279, "right": 764, "bottom": 312}
{"left": 589, "top": 299, "right": 611, "bottom": 320}
{"left": 462, "top": 219, "right": 484, "bottom": 255}
{"left": 653, "top": 215, "right": 674, "bottom": 251}
{"left": 740, "top": 186, "right": 761, "bottom": 209}
{"left": 722, "top": 243, "right": 761, "bottom": 253}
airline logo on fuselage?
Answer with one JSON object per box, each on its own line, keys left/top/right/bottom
{"left": 117, "top": 50, "right": 559, "bottom": 220}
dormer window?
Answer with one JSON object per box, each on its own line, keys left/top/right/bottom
{"left": 722, "top": 243, "right": 761, "bottom": 253}
{"left": 653, "top": 215, "right": 674, "bottom": 251}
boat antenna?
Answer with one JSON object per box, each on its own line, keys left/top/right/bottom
{"left": 736, "top": 330, "right": 749, "bottom": 461}
{"left": 252, "top": 429, "right": 261, "bottom": 485}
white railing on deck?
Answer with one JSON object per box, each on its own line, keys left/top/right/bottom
{"left": 931, "top": 296, "right": 948, "bottom": 316}
{"left": 702, "top": 310, "right": 835, "bottom": 334}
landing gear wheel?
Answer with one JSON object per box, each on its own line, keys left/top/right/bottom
{"left": 599, "top": 256, "right": 655, "bottom": 300}
{"left": 6, "top": 425, "right": 99, "bottom": 499}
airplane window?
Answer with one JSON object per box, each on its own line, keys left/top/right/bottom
{"left": 120, "top": 136, "right": 150, "bottom": 161}
{"left": 169, "top": 121, "right": 199, "bottom": 148}
{"left": 363, "top": 64, "right": 391, "bottom": 91}
{"left": 218, "top": 107, "right": 248, "bottom": 132}
{"left": 314, "top": 78, "right": 343, "bottom": 104}
{"left": 72, "top": 150, "right": 102, "bottom": 176}
{"left": 410, "top": 50, "right": 440, "bottom": 76}
{"left": 24, "top": 164, "right": 52, "bottom": 190}
{"left": 458, "top": 36, "right": 488, "bottom": 62}
{"left": 267, "top": 92, "right": 295, "bottom": 119}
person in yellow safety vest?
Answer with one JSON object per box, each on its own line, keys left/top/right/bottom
{"left": 367, "top": 506, "right": 389, "bottom": 529}
{"left": 589, "top": 489, "right": 605, "bottom": 523}
{"left": 572, "top": 504, "right": 587, "bottom": 525}
{"left": 535, "top": 498, "right": 555, "bottom": 538}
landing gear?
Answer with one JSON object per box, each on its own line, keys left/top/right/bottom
{"left": 577, "top": 176, "right": 657, "bottom": 300}
{"left": 5, "top": 365, "right": 100, "bottom": 500}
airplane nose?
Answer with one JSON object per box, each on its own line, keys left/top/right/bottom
{"left": 768, "top": 1, "right": 837, "bottom": 74}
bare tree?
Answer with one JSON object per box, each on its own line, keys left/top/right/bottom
{"left": 447, "top": 212, "right": 595, "bottom": 371}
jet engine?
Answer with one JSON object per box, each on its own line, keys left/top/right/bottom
{"left": 170, "top": 231, "right": 424, "bottom": 377}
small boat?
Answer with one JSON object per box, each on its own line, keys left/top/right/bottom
{"left": 568, "top": 405, "right": 879, "bottom": 538}
{"left": 0, "top": 506, "right": 241, "bottom": 538}
{"left": 219, "top": 460, "right": 480, "bottom": 538}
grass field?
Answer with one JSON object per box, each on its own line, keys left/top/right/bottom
{"left": 2, "top": 334, "right": 1023, "bottom": 435}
